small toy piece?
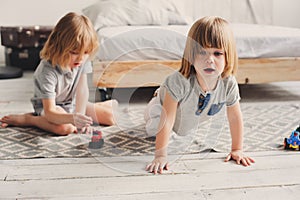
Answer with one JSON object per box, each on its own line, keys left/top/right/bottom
{"left": 283, "top": 125, "right": 300, "bottom": 150}
{"left": 88, "top": 130, "right": 104, "bottom": 149}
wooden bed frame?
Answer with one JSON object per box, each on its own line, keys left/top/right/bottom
{"left": 93, "top": 57, "right": 300, "bottom": 89}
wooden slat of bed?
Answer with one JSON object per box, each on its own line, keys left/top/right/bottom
{"left": 93, "top": 57, "right": 300, "bottom": 88}
{"left": 238, "top": 57, "right": 300, "bottom": 84}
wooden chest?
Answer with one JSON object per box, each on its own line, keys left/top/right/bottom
{"left": 0, "top": 26, "right": 53, "bottom": 70}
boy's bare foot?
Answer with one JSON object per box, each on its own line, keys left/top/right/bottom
{"left": 0, "top": 113, "right": 34, "bottom": 128}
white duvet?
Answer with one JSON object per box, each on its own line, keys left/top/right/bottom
{"left": 96, "top": 24, "right": 300, "bottom": 61}
{"left": 82, "top": 0, "right": 188, "bottom": 30}
{"left": 82, "top": 0, "right": 300, "bottom": 61}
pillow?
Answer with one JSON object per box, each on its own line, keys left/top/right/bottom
{"left": 82, "top": 0, "right": 188, "bottom": 30}
{"left": 82, "top": 0, "right": 131, "bottom": 30}
{"left": 167, "top": 11, "right": 189, "bottom": 25}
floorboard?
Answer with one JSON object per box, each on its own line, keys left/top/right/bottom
{"left": 1, "top": 151, "right": 300, "bottom": 199}
{"left": 1, "top": 71, "right": 300, "bottom": 199}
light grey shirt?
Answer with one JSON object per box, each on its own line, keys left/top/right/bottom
{"left": 145, "top": 71, "right": 240, "bottom": 136}
{"left": 31, "top": 59, "right": 92, "bottom": 115}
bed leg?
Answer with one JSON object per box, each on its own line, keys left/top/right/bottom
{"left": 97, "top": 88, "right": 112, "bottom": 101}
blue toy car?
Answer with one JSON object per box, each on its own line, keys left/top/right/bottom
{"left": 284, "top": 125, "right": 300, "bottom": 150}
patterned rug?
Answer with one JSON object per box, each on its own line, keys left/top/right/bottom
{"left": 0, "top": 102, "right": 299, "bottom": 159}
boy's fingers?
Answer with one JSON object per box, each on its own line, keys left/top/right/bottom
{"left": 159, "top": 165, "right": 164, "bottom": 174}
{"left": 241, "top": 158, "right": 248, "bottom": 166}
{"left": 224, "top": 154, "right": 231, "bottom": 162}
{"left": 153, "top": 163, "right": 160, "bottom": 174}
{"left": 145, "top": 164, "right": 151, "bottom": 171}
{"left": 236, "top": 158, "right": 241, "bottom": 165}
{"left": 165, "top": 163, "right": 169, "bottom": 170}
{"left": 248, "top": 157, "right": 255, "bottom": 163}
{"left": 1, "top": 122, "right": 8, "bottom": 128}
{"left": 245, "top": 157, "right": 255, "bottom": 165}
{"left": 147, "top": 164, "right": 155, "bottom": 173}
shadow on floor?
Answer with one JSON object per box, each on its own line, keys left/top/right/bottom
{"left": 239, "top": 82, "right": 300, "bottom": 102}
{"left": 89, "top": 81, "right": 300, "bottom": 104}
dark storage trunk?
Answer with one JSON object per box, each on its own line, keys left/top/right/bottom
{"left": 1, "top": 26, "right": 53, "bottom": 70}
{"left": 5, "top": 47, "right": 42, "bottom": 70}
{"left": 1, "top": 26, "right": 53, "bottom": 48}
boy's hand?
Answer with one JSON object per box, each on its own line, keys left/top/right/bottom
{"left": 73, "top": 112, "right": 93, "bottom": 129}
{"left": 80, "top": 125, "right": 93, "bottom": 134}
{"left": 146, "top": 156, "right": 169, "bottom": 174}
{"left": 146, "top": 147, "right": 169, "bottom": 174}
{"left": 225, "top": 150, "right": 255, "bottom": 166}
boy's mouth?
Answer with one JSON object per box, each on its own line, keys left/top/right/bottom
{"left": 203, "top": 68, "right": 215, "bottom": 73}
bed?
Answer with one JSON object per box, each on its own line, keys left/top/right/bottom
{"left": 82, "top": 0, "right": 300, "bottom": 90}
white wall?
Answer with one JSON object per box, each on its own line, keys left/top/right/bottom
{"left": 0, "top": 0, "right": 97, "bottom": 65}
{"left": 191, "top": 0, "right": 274, "bottom": 25}
{"left": 191, "top": 0, "right": 300, "bottom": 27}
{"left": 0, "top": 0, "right": 97, "bottom": 26}
{"left": 0, "top": 0, "right": 299, "bottom": 65}
{"left": 273, "top": 0, "right": 300, "bottom": 28}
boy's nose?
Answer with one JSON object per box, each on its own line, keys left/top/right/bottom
{"left": 206, "top": 55, "right": 214, "bottom": 63}
{"left": 76, "top": 55, "right": 83, "bottom": 62}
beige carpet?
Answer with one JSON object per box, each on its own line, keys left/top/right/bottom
{"left": 0, "top": 102, "right": 299, "bottom": 159}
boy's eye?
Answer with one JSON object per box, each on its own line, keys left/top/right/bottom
{"left": 214, "top": 51, "right": 224, "bottom": 56}
{"left": 70, "top": 51, "right": 79, "bottom": 55}
{"left": 70, "top": 51, "right": 89, "bottom": 55}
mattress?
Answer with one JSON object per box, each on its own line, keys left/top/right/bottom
{"left": 96, "top": 23, "right": 300, "bottom": 61}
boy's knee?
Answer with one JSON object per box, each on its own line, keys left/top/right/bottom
{"left": 54, "top": 124, "right": 76, "bottom": 135}
{"left": 145, "top": 116, "right": 160, "bottom": 137}
{"left": 105, "top": 111, "right": 115, "bottom": 126}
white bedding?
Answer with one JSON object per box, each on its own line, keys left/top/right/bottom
{"left": 96, "top": 23, "right": 300, "bottom": 61}
{"left": 82, "top": 0, "right": 189, "bottom": 31}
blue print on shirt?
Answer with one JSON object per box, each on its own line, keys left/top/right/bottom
{"left": 208, "top": 102, "right": 225, "bottom": 116}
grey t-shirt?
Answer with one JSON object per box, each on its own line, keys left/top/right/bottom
{"left": 31, "top": 59, "right": 92, "bottom": 115}
{"left": 145, "top": 71, "right": 240, "bottom": 136}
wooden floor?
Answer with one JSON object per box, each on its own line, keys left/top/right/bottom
{"left": 1, "top": 152, "right": 300, "bottom": 199}
{"left": 1, "top": 71, "right": 300, "bottom": 199}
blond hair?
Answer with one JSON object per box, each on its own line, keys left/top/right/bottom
{"left": 179, "top": 16, "right": 238, "bottom": 78}
{"left": 40, "top": 12, "right": 99, "bottom": 68}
